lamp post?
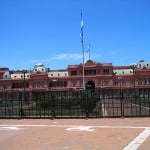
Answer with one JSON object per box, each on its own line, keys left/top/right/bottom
{"left": 130, "top": 64, "right": 137, "bottom": 98}
{"left": 118, "top": 77, "right": 124, "bottom": 118}
{"left": 118, "top": 77, "right": 122, "bottom": 96}
{"left": 22, "top": 70, "right": 27, "bottom": 94}
{"left": 51, "top": 79, "right": 57, "bottom": 118}
{"left": 19, "top": 69, "right": 27, "bottom": 118}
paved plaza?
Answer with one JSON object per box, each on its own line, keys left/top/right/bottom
{"left": 0, "top": 118, "right": 150, "bottom": 150}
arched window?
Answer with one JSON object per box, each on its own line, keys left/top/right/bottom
{"left": 138, "top": 78, "right": 142, "bottom": 85}
{"left": 72, "top": 80, "right": 76, "bottom": 87}
{"left": 64, "top": 81, "right": 67, "bottom": 87}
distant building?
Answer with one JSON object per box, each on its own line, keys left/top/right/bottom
{"left": 0, "top": 60, "right": 150, "bottom": 92}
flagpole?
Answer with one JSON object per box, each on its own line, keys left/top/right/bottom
{"left": 88, "top": 44, "right": 91, "bottom": 60}
{"left": 80, "top": 10, "right": 85, "bottom": 90}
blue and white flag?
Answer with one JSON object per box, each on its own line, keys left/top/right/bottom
{"left": 81, "top": 20, "right": 84, "bottom": 28}
{"left": 80, "top": 20, "right": 84, "bottom": 41}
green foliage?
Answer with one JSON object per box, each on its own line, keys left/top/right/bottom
{"left": 79, "top": 90, "right": 100, "bottom": 112}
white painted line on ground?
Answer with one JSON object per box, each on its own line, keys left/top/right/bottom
{"left": 66, "top": 126, "right": 95, "bottom": 132}
{"left": 0, "top": 124, "right": 149, "bottom": 129}
{"left": 123, "top": 128, "right": 150, "bottom": 150}
{"left": 0, "top": 126, "right": 23, "bottom": 130}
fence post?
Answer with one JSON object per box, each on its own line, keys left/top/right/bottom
{"left": 85, "top": 90, "right": 89, "bottom": 119}
{"left": 121, "top": 89, "right": 124, "bottom": 118}
{"left": 51, "top": 92, "right": 56, "bottom": 119}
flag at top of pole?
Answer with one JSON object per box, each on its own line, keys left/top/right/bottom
{"left": 80, "top": 10, "right": 84, "bottom": 43}
{"left": 81, "top": 19, "right": 84, "bottom": 28}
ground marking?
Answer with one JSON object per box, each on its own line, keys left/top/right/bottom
{"left": 1, "top": 124, "right": 150, "bottom": 148}
{"left": 66, "top": 126, "right": 95, "bottom": 132}
{"left": 0, "top": 124, "right": 149, "bottom": 130}
{"left": 123, "top": 128, "right": 150, "bottom": 150}
{"left": 0, "top": 126, "right": 23, "bottom": 130}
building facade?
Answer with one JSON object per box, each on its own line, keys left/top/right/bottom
{"left": 0, "top": 60, "right": 150, "bottom": 92}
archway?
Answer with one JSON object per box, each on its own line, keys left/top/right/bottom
{"left": 86, "top": 80, "right": 95, "bottom": 89}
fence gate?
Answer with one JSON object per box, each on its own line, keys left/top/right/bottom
{"left": 0, "top": 89, "right": 150, "bottom": 119}
{"left": 99, "top": 88, "right": 150, "bottom": 118}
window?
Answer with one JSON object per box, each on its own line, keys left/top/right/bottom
{"left": 3, "top": 84, "right": 7, "bottom": 89}
{"left": 138, "top": 78, "right": 142, "bottom": 85}
{"left": 32, "top": 82, "right": 44, "bottom": 88}
{"left": 11, "top": 82, "right": 26, "bottom": 89}
{"left": 148, "top": 78, "right": 150, "bottom": 84}
{"left": 130, "top": 80, "right": 134, "bottom": 85}
{"left": 37, "top": 82, "right": 41, "bottom": 87}
{"left": 103, "top": 69, "right": 109, "bottom": 75}
{"left": 72, "top": 80, "right": 76, "bottom": 87}
{"left": 64, "top": 81, "right": 67, "bottom": 87}
{"left": 0, "top": 75, "right": 3, "bottom": 78}
{"left": 26, "top": 82, "right": 29, "bottom": 88}
{"left": 49, "top": 80, "right": 68, "bottom": 87}
{"left": 104, "top": 80, "right": 109, "bottom": 86}
{"left": 71, "top": 70, "right": 77, "bottom": 76}
{"left": 84, "top": 69, "right": 96, "bottom": 76}
{"left": 98, "top": 80, "right": 101, "bottom": 86}
{"left": 122, "top": 79, "right": 126, "bottom": 86}
{"left": 49, "top": 81, "right": 52, "bottom": 87}
{"left": 60, "top": 81, "right": 63, "bottom": 87}
{"left": 41, "top": 82, "right": 44, "bottom": 87}
{"left": 33, "top": 83, "right": 36, "bottom": 88}
{"left": 144, "top": 79, "right": 149, "bottom": 85}
{"left": 114, "top": 80, "right": 118, "bottom": 86}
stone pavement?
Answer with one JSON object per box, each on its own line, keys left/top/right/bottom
{"left": 0, "top": 118, "right": 150, "bottom": 150}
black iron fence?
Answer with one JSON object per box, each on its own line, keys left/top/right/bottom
{"left": 0, "top": 88, "right": 150, "bottom": 119}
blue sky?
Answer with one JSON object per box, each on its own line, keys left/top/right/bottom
{"left": 0, "top": 0, "right": 150, "bottom": 70}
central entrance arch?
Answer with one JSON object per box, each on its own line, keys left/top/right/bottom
{"left": 86, "top": 80, "right": 95, "bottom": 89}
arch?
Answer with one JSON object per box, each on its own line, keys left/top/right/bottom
{"left": 86, "top": 80, "right": 95, "bottom": 89}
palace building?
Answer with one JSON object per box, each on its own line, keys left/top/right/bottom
{"left": 0, "top": 59, "right": 150, "bottom": 92}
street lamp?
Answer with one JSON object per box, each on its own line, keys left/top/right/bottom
{"left": 130, "top": 64, "right": 137, "bottom": 97}
{"left": 22, "top": 70, "right": 27, "bottom": 93}
{"left": 118, "top": 77, "right": 122, "bottom": 96}
{"left": 19, "top": 69, "right": 27, "bottom": 119}
{"left": 118, "top": 77, "right": 124, "bottom": 118}
{"left": 51, "top": 79, "right": 57, "bottom": 119}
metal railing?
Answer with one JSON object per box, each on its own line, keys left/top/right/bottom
{"left": 0, "top": 88, "right": 150, "bottom": 119}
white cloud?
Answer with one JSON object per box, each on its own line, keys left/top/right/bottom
{"left": 29, "top": 52, "right": 102, "bottom": 69}
{"left": 30, "top": 53, "right": 91, "bottom": 63}
{"left": 52, "top": 53, "right": 82, "bottom": 60}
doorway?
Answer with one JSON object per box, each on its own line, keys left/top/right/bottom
{"left": 86, "top": 80, "right": 95, "bottom": 89}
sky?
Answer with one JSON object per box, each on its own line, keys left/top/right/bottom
{"left": 0, "top": 0, "right": 150, "bottom": 70}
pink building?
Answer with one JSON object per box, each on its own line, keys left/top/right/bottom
{"left": 0, "top": 60, "right": 150, "bottom": 92}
